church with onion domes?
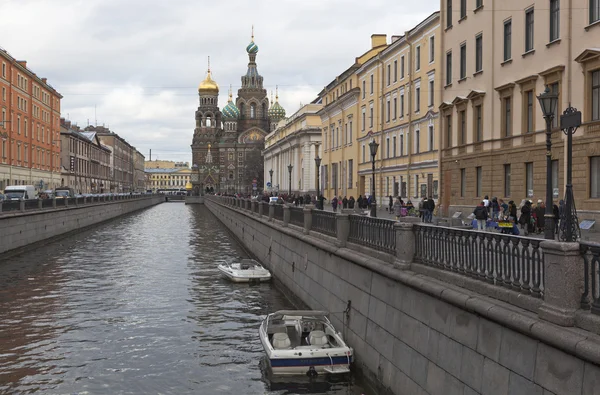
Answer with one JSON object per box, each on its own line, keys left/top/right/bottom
{"left": 191, "top": 30, "right": 286, "bottom": 195}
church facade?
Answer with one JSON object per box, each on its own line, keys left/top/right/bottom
{"left": 191, "top": 34, "right": 286, "bottom": 195}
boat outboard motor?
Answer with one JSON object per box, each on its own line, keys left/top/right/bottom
{"left": 306, "top": 366, "right": 318, "bottom": 378}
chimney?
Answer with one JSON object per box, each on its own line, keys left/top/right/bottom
{"left": 17, "top": 60, "right": 27, "bottom": 68}
{"left": 42, "top": 78, "right": 47, "bottom": 84}
{"left": 371, "top": 34, "right": 387, "bottom": 49}
{"left": 391, "top": 35, "right": 403, "bottom": 43}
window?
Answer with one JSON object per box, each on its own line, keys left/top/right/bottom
{"left": 446, "top": 114, "right": 452, "bottom": 148}
{"left": 2, "top": 87, "right": 4, "bottom": 101}
{"left": 590, "top": 0, "right": 600, "bottom": 24}
{"left": 593, "top": 70, "right": 600, "bottom": 121}
{"left": 526, "top": 90, "right": 534, "bottom": 133}
{"left": 460, "top": 43, "right": 467, "bottom": 80}
{"left": 17, "top": 116, "right": 20, "bottom": 135}
{"left": 387, "top": 64, "right": 391, "bottom": 86}
{"left": 1, "top": 63, "right": 5, "bottom": 78}
{"left": 415, "top": 130, "right": 420, "bottom": 154}
{"left": 552, "top": 160, "right": 559, "bottom": 197}
{"left": 393, "top": 136, "right": 397, "bottom": 157}
{"left": 415, "top": 87, "right": 421, "bottom": 113}
{"left": 348, "top": 160, "right": 353, "bottom": 187}
{"left": 525, "top": 8, "right": 534, "bottom": 52}
{"left": 362, "top": 81, "right": 366, "bottom": 99}
{"left": 446, "top": 51, "right": 452, "bottom": 85}
{"left": 400, "top": 94, "right": 405, "bottom": 117}
{"left": 362, "top": 145, "right": 366, "bottom": 163}
{"left": 476, "top": 0, "right": 483, "bottom": 8}
{"left": 504, "top": 20, "right": 512, "bottom": 61}
{"left": 550, "top": 0, "right": 560, "bottom": 41}
{"left": 475, "top": 104, "right": 482, "bottom": 142}
{"left": 475, "top": 34, "right": 483, "bottom": 72}
{"left": 394, "top": 60, "right": 398, "bottom": 82}
{"left": 401, "top": 56, "right": 405, "bottom": 79}
{"left": 362, "top": 108, "right": 366, "bottom": 131}
{"left": 447, "top": 0, "right": 453, "bottom": 28}
{"left": 504, "top": 164, "right": 511, "bottom": 196}
{"left": 370, "top": 74, "right": 374, "bottom": 95}
{"left": 416, "top": 46, "right": 421, "bottom": 71}
{"left": 428, "top": 126, "right": 434, "bottom": 151}
{"left": 393, "top": 97, "right": 397, "bottom": 119}
{"left": 526, "top": 162, "right": 534, "bottom": 197}
{"left": 400, "top": 135, "right": 404, "bottom": 156}
{"left": 460, "top": 168, "right": 466, "bottom": 197}
{"left": 349, "top": 121, "right": 353, "bottom": 143}
{"left": 476, "top": 167, "right": 482, "bottom": 197}
{"left": 503, "top": 97, "right": 512, "bottom": 136}
{"left": 250, "top": 104, "right": 256, "bottom": 118}
{"left": 592, "top": 156, "right": 600, "bottom": 198}
{"left": 460, "top": 0, "right": 467, "bottom": 19}
{"left": 386, "top": 99, "right": 391, "bottom": 122}
{"left": 414, "top": 175, "right": 419, "bottom": 198}
{"left": 429, "top": 36, "right": 435, "bottom": 63}
{"left": 459, "top": 110, "right": 466, "bottom": 145}
{"left": 429, "top": 79, "right": 434, "bottom": 107}
{"left": 369, "top": 105, "right": 373, "bottom": 128}
{"left": 386, "top": 137, "right": 390, "bottom": 158}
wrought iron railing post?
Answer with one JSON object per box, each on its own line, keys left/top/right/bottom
{"left": 283, "top": 205, "right": 290, "bottom": 227}
{"left": 335, "top": 214, "right": 350, "bottom": 247}
{"left": 394, "top": 223, "right": 414, "bottom": 270}
{"left": 303, "top": 206, "right": 313, "bottom": 235}
{"left": 538, "top": 240, "right": 583, "bottom": 326}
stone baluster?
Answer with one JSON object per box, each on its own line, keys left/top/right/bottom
{"left": 0, "top": 201, "right": 3, "bottom": 212}
{"left": 335, "top": 214, "right": 350, "bottom": 247}
{"left": 65, "top": 198, "right": 69, "bottom": 207}
{"left": 258, "top": 201, "right": 265, "bottom": 217}
{"left": 394, "top": 222, "right": 414, "bottom": 270}
{"left": 38, "top": 199, "right": 43, "bottom": 209}
{"left": 20, "top": 200, "right": 25, "bottom": 212}
{"left": 52, "top": 197, "right": 57, "bottom": 208}
{"left": 538, "top": 241, "right": 583, "bottom": 326}
{"left": 251, "top": 200, "right": 257, "bottom": 214}
{"left": 268, "top": 203, "right": 275, "bottom": 222}
{"left": 303, "top": 205, "right": 314, "bottom": 235}
{"left": 283, "top": 205, "right": 290, "bottom": 227}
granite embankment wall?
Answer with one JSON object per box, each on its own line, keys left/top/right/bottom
{"left": 206, "top": 198, "right": 600, "bottom": 395}
{"left": 0, "top": 195, "right": 163, "bottom": 255}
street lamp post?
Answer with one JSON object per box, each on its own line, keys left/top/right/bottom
{"left": 369, "top": 139, "right": 379, "bottom": 218}
{"left": 288, "top": 164, "right": 293, "bottom": 197}
{"left": 560, "top": 106, "right": 582, "bottom": 242}
{"left": 314, "top": 155, "right": 322, "bottom": 209}
{"left": 537, "top": 85, "right": 559, "bottom": 240}
{"left": 269, "top": 169, "right": 273, "bottom": 194}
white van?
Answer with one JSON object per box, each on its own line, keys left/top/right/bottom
{"left": 3, "top": 185, "right": 37, "bottom": 201}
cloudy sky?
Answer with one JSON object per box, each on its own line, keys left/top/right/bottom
{"left": 1, "top": 0, "right": 438, "bottom": 164}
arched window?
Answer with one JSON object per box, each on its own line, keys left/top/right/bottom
{"left": 262, "top": 103, "right": 267, "bottom": 118}
{"left": 250, "top": 104, "right": 256, "bottom": 119}
{"left": 206, "top": 115, "right": 212, "bottom": 127}
{"left": 239, "top": 103, "right": 245, "bottom": 118}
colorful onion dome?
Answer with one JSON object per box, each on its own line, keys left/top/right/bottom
{"left": 268, "top": 90, "right": 286, "bottom": 121}
{"left": 222, "top": 90, "right": 240, "bottom": 119}
{"left": 246, "top": 39, "right": 259, "bottom": 54}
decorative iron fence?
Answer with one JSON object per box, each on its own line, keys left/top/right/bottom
{"left": 42, "top": 199, "right": 54, "bottom": 208}
{"left": 253, "top": 202, "right": 260, "bottom": 214}
{"left": 289, "top": 207, "right": 304, "bottom": 227}
{"left": 348, "top": 215, "right": 396, "bottom": 254}
{"left": 580, "top": 241, "right": 600, "bottom": 314}
{"left": 414, "top": 224, "right": 544, "bottom": 298}
{"left": 311, "top": 210, "right": 337, "bottom": 237}
{"left": 1, "top": 201, "right": 20, "bottom": 212}
{"left": 273, "top": 204, "right": 284, "bottom": 222}
{"left": 24, "top": 200, "right": 39, "bottom": 210}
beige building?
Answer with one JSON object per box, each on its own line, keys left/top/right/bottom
{"left": 263, "top": 103, "right": 323, "bottom": 195}
{"left": 59, "top": 118, "right": 111, "bottom": 193}
{"left": 145, "top": 167, "right": 191, "bottom": 192}
{"left": 133, "top": 150, "right": 146, "bottom": 192}
{"left": 440, "top": 0, "right": 600, "bottom": 217}
{"left": 145, "top": 160, "right": 189, "bottom": 169}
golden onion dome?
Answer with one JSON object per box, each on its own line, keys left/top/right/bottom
{"left": 198, "top": 70, "right": 219, "bottom": 93}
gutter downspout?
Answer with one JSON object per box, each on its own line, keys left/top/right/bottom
{"left": 378, "top": 53, "right": 385, "bottom": 208}
{"left": 567, "top": 0, "right": 572, "bottom": 105}
{"left": 489, "top": 3, "right": 496, "bottom": 202}
{"left": 406, "top": 31, "right": 414, "bottom": 200}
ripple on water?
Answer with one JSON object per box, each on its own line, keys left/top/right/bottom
{"left": 0, "top": 203, "right": 372, "bottom": 394}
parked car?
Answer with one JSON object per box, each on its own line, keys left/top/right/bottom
{"left": 54, "top": 187, "right": 75, "bottom": 199}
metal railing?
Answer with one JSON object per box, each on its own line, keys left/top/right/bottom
{"left": 414, "top": 224, "right": 544, "bottom": 298}
{"left": 348, "top": 215, "right": 396, "bottom": 254}
{"left": 311, "top": 210, "right": 337, "bottom": 237}
{"left": 273, "top": 204, "right": 284, "bottom": 222}
{"left": 580, "top": 241, "right": 600, "bottom": 314}
{"left": 289, "top": 207, "right": 304, "bottom": 227}
{"left": 1, "top": 194, "right": 155, "bottom": 214}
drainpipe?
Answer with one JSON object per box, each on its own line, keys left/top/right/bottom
{"left": 567, "top": 0, "right": 572, "bottom": 104}
{"left": 406, "top": 31, "right": 413, "bottom": 200}
{"left": 378, "top": 53, "right": 385, "bottom": 207}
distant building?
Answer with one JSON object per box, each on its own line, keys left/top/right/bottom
{"left": 0, "top": 47, "right": 63, "bottom": 191}
{"left": 59, "top": 118, "right": 111, "bottom": 193}
{"left": 145, "top": 160, "right": 189, "bottom": 169}
{"left": 145, "top": 167, "right": 192, "bottom": 192}
{"left": 133, "top": 150, "right": 146, "bottom": 192}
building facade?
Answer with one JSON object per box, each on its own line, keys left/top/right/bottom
{"left": 263, "top": 103, "right": 323, "bottom": 195}
{"left": 190, "top": 33, "right": 280, "bottom": 196}
{"left": 440, "top": 0, "right": 600, "bottom": 218}
{"left": 133, "top": 150, "right": 146, "bottom": 192}
{"left": 146, "top": 167, "right": 192, "bottom": 192}
{"left": 0, "top": 47, "right": 62, "bottom": 191}
{"left": 59, "top": 118, "right": 111, "bottom": 193}
{"left": 318, "top": 13, "right": 441, "bottom": 204}
{"left": 145, "top": 160, "right": 189, "bottom": 169}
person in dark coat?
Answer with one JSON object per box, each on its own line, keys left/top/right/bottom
{"left": 348, "top": 196, "right": 355, "bottom": 209}
{"left": 388, "top": 196, "right": 393, "bottom": 213}
{"left": 342, "top": 196, "right": 348, "bottom": 209}
{"left": 357, "top": 195, "right": 363, "bottom": 210}
{"left": 520, "top": 201, "right": 532, "bottom": 235}
{"left": 553, "top": 202, "right": 560, "bottom": 235}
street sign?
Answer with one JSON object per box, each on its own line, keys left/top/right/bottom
{"left": 266, "top": 182, "right": 272, "bottom": 187}
{"left": 253, "top": 178, "right": 258, "bottom": 183}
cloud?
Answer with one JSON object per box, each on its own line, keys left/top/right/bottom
{"left": 0, "top": 0, "right": 438, "bottom": 163}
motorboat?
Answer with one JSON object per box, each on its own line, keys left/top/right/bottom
{"left": 217, "top": 259, "right": 272, "bottom": 283}
{"left": 259, "top": 310, "right": 353, "bottom": 376}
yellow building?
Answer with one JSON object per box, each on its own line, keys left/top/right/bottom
{"left": 317, "top": 35, "right": 388, "bottom": 200}
{"left": 145, "top": 160, "right": 189, "bottom": 169}
{"left": 263, "top": 103, "right": 323, "bottom": 194}
{"left": 318, "top": 13, "right": 441, "bottom": 205}
{"left": 145, "top": 167, "right": 192, "bottom": 192}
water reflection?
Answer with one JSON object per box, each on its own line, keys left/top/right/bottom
{"left": 0, "top": 203, "right": 371, "bottom": 394}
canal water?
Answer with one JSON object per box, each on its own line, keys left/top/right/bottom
{"left": 0, "top": 203, "right": 372, "bottom": 394}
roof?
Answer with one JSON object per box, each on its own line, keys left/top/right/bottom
{"left": 145, "top": 168, "right": 190, "bottom": 174}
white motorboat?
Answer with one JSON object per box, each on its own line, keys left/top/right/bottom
{"left": 259, "top": 310, "right": 353, "bottom": 376}
{"left": 217, "top": 259, "right": 272, "bottom": 283}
